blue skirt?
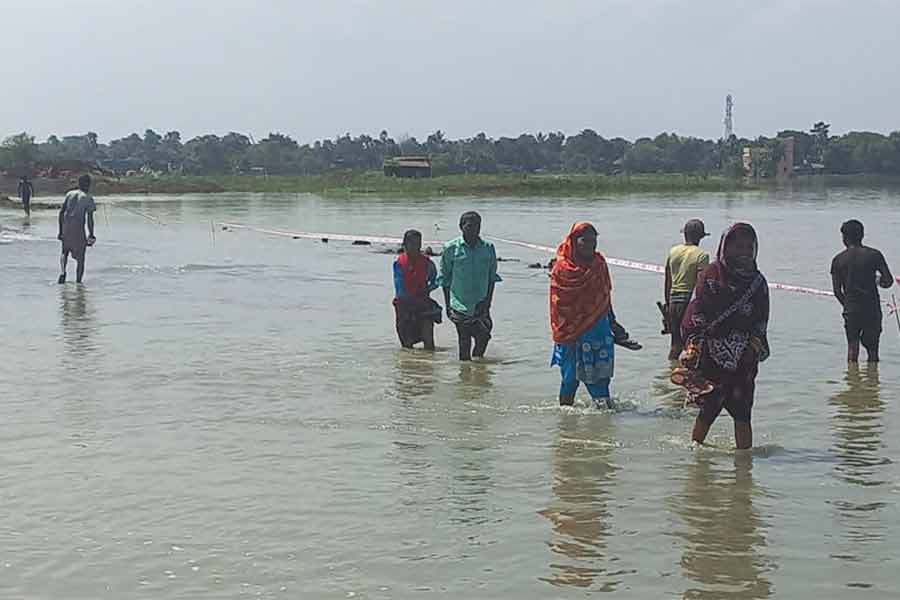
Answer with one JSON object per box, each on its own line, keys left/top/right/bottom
{"left": 551, "top": 312, "right": 615, "bottom": 400}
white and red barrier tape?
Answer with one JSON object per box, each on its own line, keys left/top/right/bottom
{"left": 218, "top": 222, "right": 441, "bottom": 246}
{"left": 493, "top": 238, "right": 900, "bottom": 304}
{"left": 218, "top": 223, "right": 898, "bottom": 304}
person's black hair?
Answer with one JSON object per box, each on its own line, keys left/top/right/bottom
{"left": 841, "top": 219, "right": 864, "bottom": 244}
{"left": 78, "top": 174, "right": 92, "bottom": 190}
{"left": 574, "top": 224, "right": 598, "bottom": 239}
{"left": 402, "top": 229, "right": 422, "bottom": 248}
{"left": 459, "top": 211, "right": 481, "bottom": 225}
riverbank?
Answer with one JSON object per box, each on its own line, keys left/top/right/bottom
{"left": 1, "top": 172, "right": 751, "bottom": 199}
{"left": 7, "top": 173, "right": 900, "bottom": 201}
{"left": 115, "top": 172, "right": 752, "bottom": 196}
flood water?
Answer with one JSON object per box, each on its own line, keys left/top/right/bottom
{"left": 1, "top": 188, "right": 899, "bottom": 599}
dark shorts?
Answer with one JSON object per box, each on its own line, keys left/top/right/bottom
{"left": 448, "top": 307, "right": 493, "bottom": 342}
{"left": 61, "top": 240, "right": 87, "bottom": 262}
{"left": 698, "top": 379, "right": 755, "bottom": 425}
{"left": 668, "top": 300, "right": 690, "bottom": 346}
{"left": 843, "top": 312, "right": 882, "bottom": 349}
{"left": 394, "top": 299, "right": 442, "bottom": 347}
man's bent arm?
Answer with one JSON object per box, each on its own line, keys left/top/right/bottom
{"left": 832, "top": 272, "right": 846, "bottom": 306}
{"left": 877, "top": 253, "right": 894, "bottom": 288}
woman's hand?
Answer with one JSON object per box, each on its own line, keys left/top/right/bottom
{"left": 679, "top": 340, "right": 701, "bottom": 369}
{"left": 749, "top": 336, "right": 763, "bottom": 357}
{"left": 749, "top": 336, "right": 769, "bottom": 363}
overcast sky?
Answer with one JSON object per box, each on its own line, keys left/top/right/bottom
{"left": 2, "top": 0, "right": 898, "bottom": 143}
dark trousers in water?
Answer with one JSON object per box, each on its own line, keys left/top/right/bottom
{"left": 448, "top": 305, "right": 492, "bottom": 361}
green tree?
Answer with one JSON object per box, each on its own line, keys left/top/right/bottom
{"left": 810, "top": 121, "right": 830, "bottom": 163}
{"left": 1, "top": 132, "right": 38, "bottom": 166}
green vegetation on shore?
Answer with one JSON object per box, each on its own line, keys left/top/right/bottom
{"left": 98, "top": 172, "right": 754, "bottom": 196}
{"left": 4, "top": 121, "right": 900, "bottom": 185}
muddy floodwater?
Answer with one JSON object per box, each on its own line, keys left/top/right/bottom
{"left": 1, "top": 188, "right": 899, "bottom": 598}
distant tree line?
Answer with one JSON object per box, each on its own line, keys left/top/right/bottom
{"left": 2, "top": 122, "right": 900, "bottom": 177}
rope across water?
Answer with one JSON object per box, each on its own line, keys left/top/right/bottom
{"left": 217, "top": 222, "right": 899, "bottom": 304}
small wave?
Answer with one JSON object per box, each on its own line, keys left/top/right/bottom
{"left": 0, "top": 230, "right": 45, "bottom": 242}
{"left": 181, "top": 263, "right": 270, "bottom": 272}
{"left": 100, "top": 263, "right": 270, "bottom": 275}
{"left": 558, "top": 436, "right": 620, "bottom": 449}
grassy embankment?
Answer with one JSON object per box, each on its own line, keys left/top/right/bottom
{"left": 109, "top": 172, "right": 752, "bottom": 195}
{"left": 1, "top": 172, "right": 752, "bottom": 207}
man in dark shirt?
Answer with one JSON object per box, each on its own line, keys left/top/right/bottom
{"left": 17, "top": 175, "right": 34, "bottom": 216}
{"left": 831, "top": 219, "right": 894, "bottom": 363}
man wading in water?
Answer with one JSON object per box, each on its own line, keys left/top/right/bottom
{"left": 58, "top": 174, "right": 97, "bottom": 284}
{"left": 831, "top": 219, "right": 894, "bottom": 363}
{"left": 663, "top": 219, "right": 710, "bottom": 360}
{"left": 18, "top": 175, "right": 34, "bottom": 217}
{"left": 441, "top": 211, "right": 501, "bottom": 361}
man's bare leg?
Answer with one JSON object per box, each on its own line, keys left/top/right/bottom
{"left": 76, "top": 258, "right": 86, "bottom": 284}
{"left": 472, "top": 335, "right": 489, "bottom": 358}
{"left": 862, "top": 334, "right": 880, "bottom": 363}
{"left": 847, "top": 340, "right": 860, "bottom": 363}
{"left": 458, "top": 330, "right": 472, "bottom": 361}
{"left": 59, "top": 251, "right": 68, "bottom": 284}
{"left": 669, "top": 336, "right": 683, "bottom": 361}
{"left": 734, "top": 421, "right": 753, "bottom": 450}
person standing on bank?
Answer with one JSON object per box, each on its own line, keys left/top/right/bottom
{"left": 58, "top": 174, "right": 97, "bottom": 284}
{"left": 440, "top": 211, "right": 501, "bottom": 361}
{"left": 17, "top": 175, "right": 34, "bottom": 217}
{"left": 664, "top": 219, "right": 710, "bottom": 360}
{"left": 831, "top": 219, "right": 894, "bottom": 363}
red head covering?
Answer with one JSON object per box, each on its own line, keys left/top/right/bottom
{"left": 549, "top": 222, "right": 612, "bottom": 343}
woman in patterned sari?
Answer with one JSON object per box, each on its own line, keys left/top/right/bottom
{"left": 673, "top": 223, "right": 770, "bottom": 449}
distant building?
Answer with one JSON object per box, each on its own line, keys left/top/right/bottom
{"left": 383, "top": 156, "right": 432, "bottom": 178}
{"left": 776, "top": 136, "right": 795, "bottom": 180}
{"left": 742, "top": 136, "right": 795, "bottom": 181}
{"left": 742, "top": 146, "right": 767, "bottom": 176}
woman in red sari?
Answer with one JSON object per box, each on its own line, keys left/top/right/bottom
{"left": 674, "top": 223, "right": 770, "bottom": 449}
{"left": 550, "top": 222, "right": 616, "bottom": 408}
{"left": 393, "top": 230, "right": 442, "bottom": 350}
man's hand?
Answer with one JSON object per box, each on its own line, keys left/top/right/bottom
{"left": 879, "top": 274, "right": 894, "bottom": 289}
{"left": 57, "top": 232, "right": 63, "bottom": 241}
{"left": 87, "top": 236, "right": 96, "bottom": 247}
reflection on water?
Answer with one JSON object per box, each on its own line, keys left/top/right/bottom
{"left": 456, "top": 361, "right": 494, "bottom": 399}
{"left": 59, "top": 285, "right": 98, "bottom": 357}
{"left": 671, "top": 455, "right": 772, "bottom": 599}
{"left": 539, "top": 414, "right": 619, "bottom": 590}
{"left": 830, "top": 366, "right": 888, "bottom": 487}
{"left": 447, "top": 363, "right": 496, "bottom": 528}
{"left": 393, "top": 350, "right": 438, "bottom": 402}
{"left": 829, "top": 366, "right": 889, "bottom": 548}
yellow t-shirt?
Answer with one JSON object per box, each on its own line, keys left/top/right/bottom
{"left": 667, "top": 244, "right": 710, "bottom": 294}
